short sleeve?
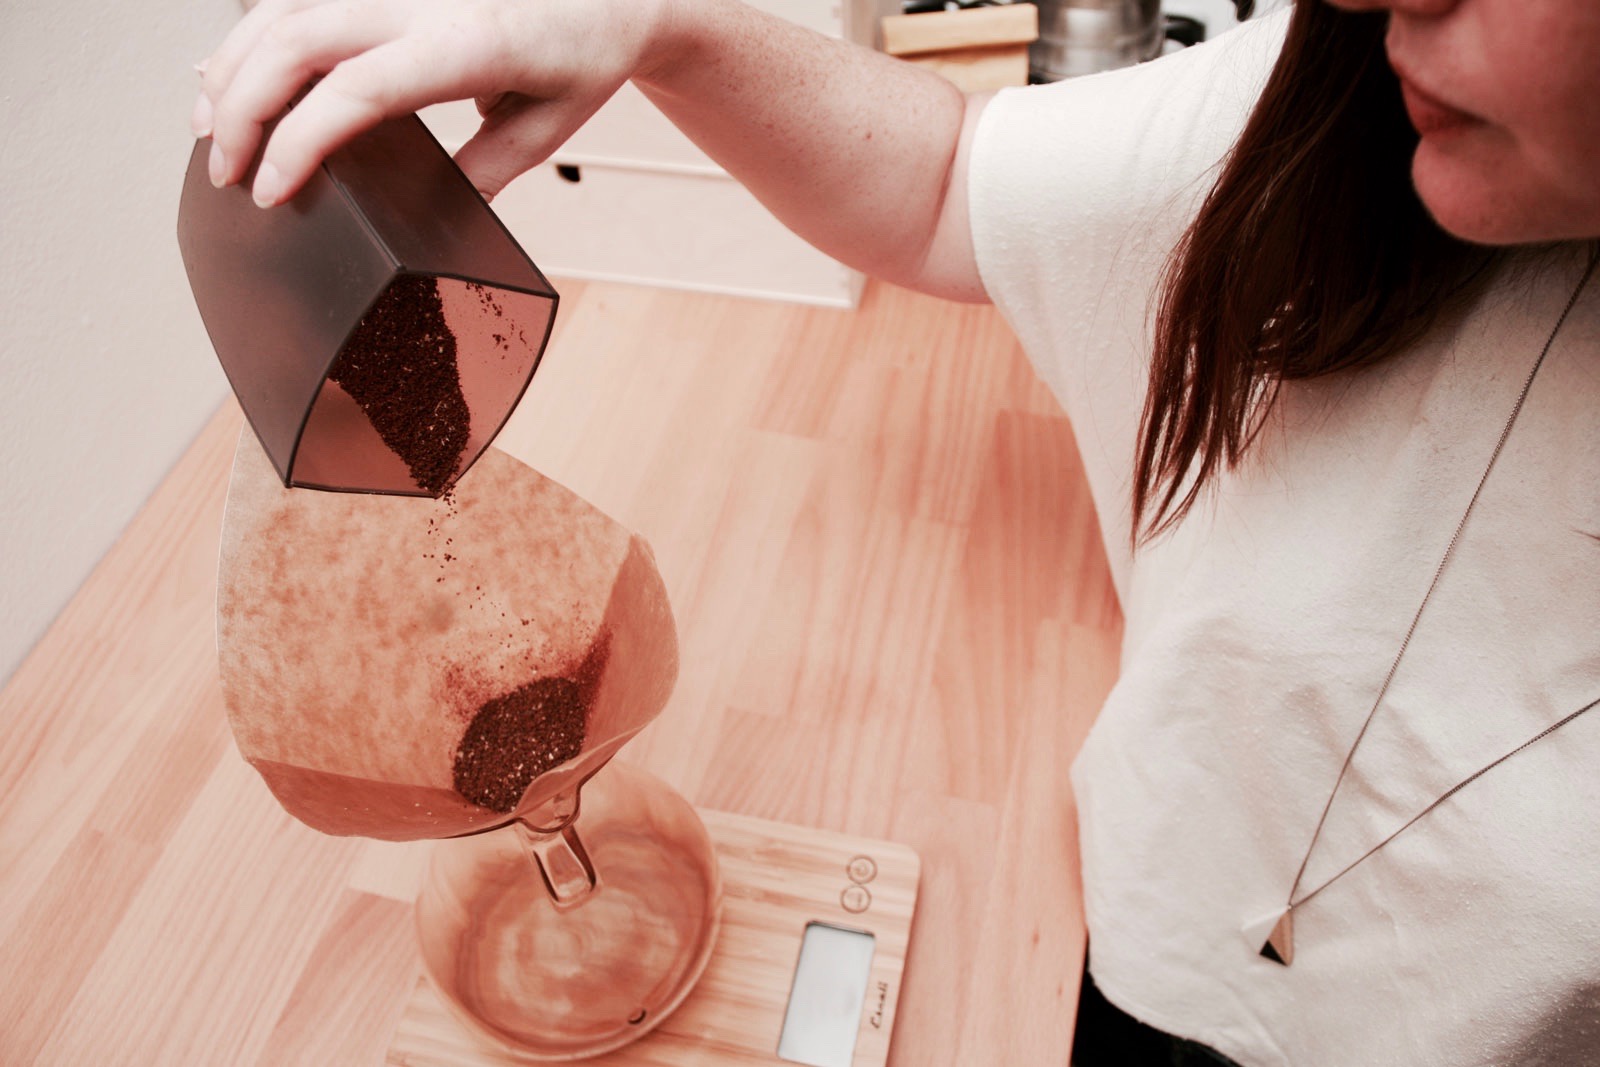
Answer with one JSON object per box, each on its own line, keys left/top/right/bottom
{"left": 967, "top": 12, "right": 1287, "bottom": 585}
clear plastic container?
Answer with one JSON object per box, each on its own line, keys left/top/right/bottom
{"left": 177, "top": 113, "right": 558, "bottom": 497}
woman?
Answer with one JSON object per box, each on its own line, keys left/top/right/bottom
{"left": 195, "top": 1, "right": 1600, "bottom": 1062}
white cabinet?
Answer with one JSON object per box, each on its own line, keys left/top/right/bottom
{"left": 422, "top": 0, "right": 874, "bottom": 308}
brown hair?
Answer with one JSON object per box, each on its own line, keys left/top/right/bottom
{"left": 1133, "top": 0, "right": 1495, "bottom": 543}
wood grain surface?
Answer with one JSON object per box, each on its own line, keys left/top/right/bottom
{"left": 388, "top": 809, "right": 922, "bottom": 1066}
{"left": 0, "top": 279, "right": 1122, "bottom": 1066}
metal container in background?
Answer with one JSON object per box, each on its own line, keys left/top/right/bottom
{"left": 1028, "top": 0, "right": 1207, "bottom": 81}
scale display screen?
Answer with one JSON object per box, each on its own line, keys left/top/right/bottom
{"left": 777, "top": 922, "right": 878, "bottom": 1067}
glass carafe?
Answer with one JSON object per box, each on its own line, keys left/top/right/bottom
{"left": 417, "top": 761, "right": 720, "bottom": 1058}
{"left": 216, "top": 431, "right": 720, "bottom": 1057}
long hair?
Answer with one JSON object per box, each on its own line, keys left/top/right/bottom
{"left": 1132, "top": 0, "right": 1495, "bottom": 543}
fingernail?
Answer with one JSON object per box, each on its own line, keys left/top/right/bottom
{"left": 209, "top": 142, "right": 226, "bottom": 187}
{"left": 253, "top": 162, "right": 283, "bottom": 208}
{"left": 194, "top": 59, "right": 210, "bottom": 77}
{"left": 191, "top": 93, "right": 213, "bottom": 138}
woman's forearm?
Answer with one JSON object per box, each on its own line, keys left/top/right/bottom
{"left": 638, "top": 0, "right": 983, "bottom": 299}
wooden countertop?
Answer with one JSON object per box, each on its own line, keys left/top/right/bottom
{"left": 0, "top": 279, "right": 1120, "bottom": 1065}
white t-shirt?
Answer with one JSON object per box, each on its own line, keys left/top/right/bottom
{"left": 969, "top": 12, "right": 1600, "bottom": 1066}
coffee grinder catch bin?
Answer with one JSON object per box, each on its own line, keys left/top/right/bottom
{"left": 177, "top": 113, "right": 558, "bottom": 497}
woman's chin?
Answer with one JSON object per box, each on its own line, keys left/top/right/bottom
{"left": 1412, "top": 143, "right": 1600, "bottom": 246}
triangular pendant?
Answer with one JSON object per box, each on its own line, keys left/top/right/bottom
{"left": 1259, "top": 909, "right": 1294, "bottom": 966}
{"left": 1241, "top": 906, "right": 1285, "bottom": 950}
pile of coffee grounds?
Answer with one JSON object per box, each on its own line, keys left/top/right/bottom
{"left": 452, "top": 675, "right": 589, "bottom": 812}
{"left": 452, "top": 638, "right": 611, "bottom": 814}
{"left": 328, "top": 275, "right": 470, "bottom": 496}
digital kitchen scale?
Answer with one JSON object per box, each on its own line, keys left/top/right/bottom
{"left": 386, "top": 809, "right": 920, "bottom": 1067}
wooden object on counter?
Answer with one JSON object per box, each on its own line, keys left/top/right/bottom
{"left": 0, "top": 279, "right": 1121, "bottom": 1065}
{"left": 881, "top": 4, "right": 1040, "bottom": 92}
{"left": 389, "top": 809, "right": 920, "bottom": 1066}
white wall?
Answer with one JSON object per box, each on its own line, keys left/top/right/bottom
{"left": 1, "top": 0, "right": 239, "bottom": 683}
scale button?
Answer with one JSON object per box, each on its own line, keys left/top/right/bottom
{"left": 846, "top": 855, "right": 878, "bottom": 884}
{"left": 841, "top": 884, "right": 872, "bottom": 913}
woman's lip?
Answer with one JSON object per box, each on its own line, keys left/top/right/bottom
{"left": 1397, "top": 74, "right": 1479, "bottom": 137}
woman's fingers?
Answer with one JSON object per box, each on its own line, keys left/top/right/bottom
{"left": 194, "top": 0, "right": 323, "bottom": 141}
{"left": 200, "top": 0, "right": 330, "bottom": 107}
{"left": 191, "top": 0, "right": 653, "bottom": 206}
{"left": 246, "top": 40, "right": 442, "bottom": 203}
{"left": 208, "top": 2, "right": 405, "bottom": 190}
{"left": 452, "top": 95, "right": 580, "bottom": 201}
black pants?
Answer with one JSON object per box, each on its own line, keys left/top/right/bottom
{"left": 1072, "top": 966, "right": 1243, "bottom": 1067}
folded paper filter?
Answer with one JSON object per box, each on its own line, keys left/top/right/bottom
{"left": 180, "top": 114, "right": 678, "bottom": 841}
{"left": 217, "top": 433, "right": 681, "bottom": 839}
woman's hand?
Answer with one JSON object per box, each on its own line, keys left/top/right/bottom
{"left": 193, "top": 0, "right": 672, "bottom": 206}
{"left": 190, "top": 0, "right": 986, "bottom": 302}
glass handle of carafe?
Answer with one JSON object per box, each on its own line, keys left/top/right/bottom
{"left": 516, "top": 794, "right": 598, "bottom": 907}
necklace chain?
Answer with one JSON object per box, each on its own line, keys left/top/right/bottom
{"left": 1283, "top": 252, "right": 1600, "bottom": 916}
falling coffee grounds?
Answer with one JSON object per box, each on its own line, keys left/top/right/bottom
{"left": 328, "top": 275, "right": 470, "bottom": 496}
{"left": 453, "top": 676, "right": 589, "bottom": 812}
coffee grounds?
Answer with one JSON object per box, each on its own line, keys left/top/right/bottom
{"left": 467, "top": 281, "right": 531, "bottom": 355}
{"left": 328, "top": 275, "right": 470, "bottom": 496}
{"left": 451, "top": 637, "right": 610, "bottom": 813}
{"left": 452, "top": 676, "right": 588, "bottom": 812}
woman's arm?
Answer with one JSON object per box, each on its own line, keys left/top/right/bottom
{"left": 195, "top": 0, "right": 988, "bottom": 301}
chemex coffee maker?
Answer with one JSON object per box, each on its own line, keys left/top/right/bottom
{"left": 178, "top": 115, "right": 919, "bottom": 1065}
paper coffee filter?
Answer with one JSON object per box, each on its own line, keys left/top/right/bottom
{"left": 217, "top": 429, "right": 678, "bottom": 840}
